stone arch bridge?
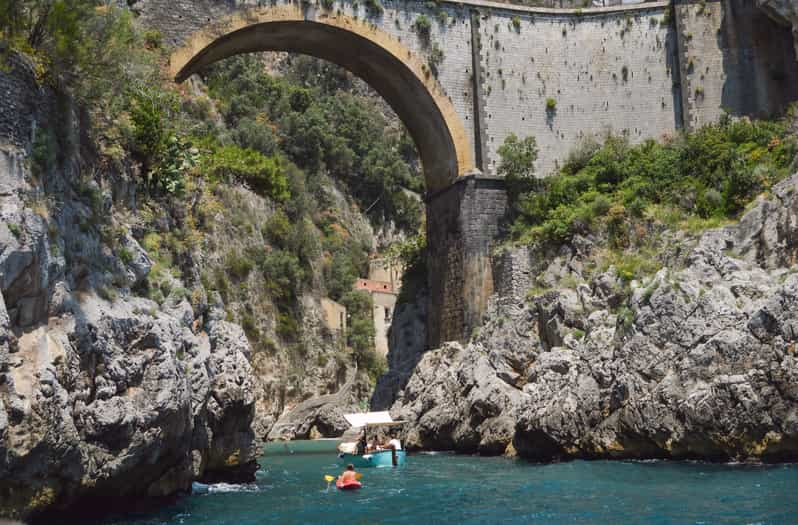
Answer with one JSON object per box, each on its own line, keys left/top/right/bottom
{"left": 136, "top": 0, "right": 798, "bottom": 346}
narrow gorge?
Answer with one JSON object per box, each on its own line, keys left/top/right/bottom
{"left": 1, "top": 0, "right": 798, "bottom": 523}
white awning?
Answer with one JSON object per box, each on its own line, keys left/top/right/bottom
{"left": 344, "top": 411, "right": 394, "bottom": 428}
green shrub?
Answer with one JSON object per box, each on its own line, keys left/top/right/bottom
{"left": 260, "top": 249, "right": 305, "bottom": 304}
{"left": 364, "top": 0, "right": 383, "bottom": 15}
{"left": 226, "top": 251, "right": 254, "bottom": 280}
{"left": 143, "top": 29, "right": 162, "bottom": 49}
{"left": 118, "top": 248, "right": 133, "bottom": 264}
{"left": 264, "top": 210, "right": 292, "bottom": 248}
{"left": 7, "top": 223, "right": 22, "bottom": 239}
{"left": 508, "top": 116, "right": 795, "bottom": 246}
{"left": 413, "top": 15, "right": 432, "bottom": 43}
{"left": 428, "top": 44, "right": 444, "bottom": 76}
{"left": 31, "top": 129, "right": 57, "bottom": 178}
{"left": 497, "top": 133, "right": 538, "bottom": 211}
{"left": 546, "top": 97, "right": 557, "bottom": 112}
{"left": 199, "top": 143, "right": 289, "bottom": 202}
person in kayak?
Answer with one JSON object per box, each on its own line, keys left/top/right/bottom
{"left": 339, "top": 464, "right": 358, "bottom": 483}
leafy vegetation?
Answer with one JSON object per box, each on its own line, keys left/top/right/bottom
{"left": 2, "top": 3, "right": 422, "bottom": 386}
{"left": 204, "top": 55, "right": 423, "bottom": 232}
{"left": 504, "top": 115, "right": 798, "bottom": 248}
{"left": 413, "top": 15, "right": 432, "bottom": 44}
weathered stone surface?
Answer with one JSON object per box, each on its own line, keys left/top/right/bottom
{"left": 0, "top": 63, "right": 258, "bottom": 518}
{"left": 392, "top": 174, "right": 798, "bottom": 462}
{"left": 758, "top": 0, "right": 798, "bottom": 58}
{"left": 266, "top": 367, "right": 358, "bottom": 441}
{"left": 0, "top": 288, "right": 258, "bottom": 520}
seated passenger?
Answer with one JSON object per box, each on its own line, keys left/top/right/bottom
{"left": 355, "top": 430, "right": 366, "bottom": 455}
{"left": 366, "top": 437, "right": 381, "bottom": 452}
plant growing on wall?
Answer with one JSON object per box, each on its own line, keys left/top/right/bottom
{"left": 413, "top": 14, "right": 432, "bottom": 45}
{"left": 428, "top": 43, "right": 444, "bottom": 77}
{"left": 364, "top": 0, "right": 383, "bottom": 16}
{"left": 546, "top": 97, "right": 557, "bottom": 112}
{"left": 511, "top": 16, "right": 521, "bottom": 33}
{"left": 498, "top": 134, "right": 538, "bottom": 212}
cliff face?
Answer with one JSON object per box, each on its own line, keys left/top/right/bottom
{"left": 0, "top": 56, "right": 261, "bottom": 520}
{"left": 191, "top": 181, "right": 374, "bottom": 442}
{"left": 392, "top": 173, "right": 798, "bottom": 462}
{"left": 759, "top": 0, "right": 798, "bottom": 58}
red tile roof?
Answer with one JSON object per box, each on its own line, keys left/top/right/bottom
{"left": 354, "top": 279, "right": 396, "bottom": 294}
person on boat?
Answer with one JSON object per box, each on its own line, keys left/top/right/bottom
{"left": 367, "top": 437, "right": 382, "bottom": 452}
{"left": 355, "top": 429, "right": 367, "bottom": 455}
{"left": 338, "top": 464, "right": 358, "bottom": 483}
{"left": 383, "top": 431, "right": 402, "bottom": 450}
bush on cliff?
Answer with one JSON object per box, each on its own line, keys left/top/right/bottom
{"left": 197, "top": 141, "right": 290, "bottom": 202}
{"left": 506, "top": 115, "right": 798, "bottom": 246}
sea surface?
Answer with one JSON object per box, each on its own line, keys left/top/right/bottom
{"left": 98, "top": 440, "right": 798, "bottom": 525}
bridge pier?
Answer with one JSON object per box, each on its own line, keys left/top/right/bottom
{"left": 425, "top": 174, "right": 507, "bottom": 348}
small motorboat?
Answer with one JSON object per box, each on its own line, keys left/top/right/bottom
{"left": 336, "top": 478, "right": 362, "bottom": 490}
{"left": 337, "top": 412, "right": 407, "bottom": 468}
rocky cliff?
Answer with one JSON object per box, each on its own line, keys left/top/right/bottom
{"left": 391, "top": 173, "right": 798, "bottom": 462}
{"left": 0, "top": 55, "right": 260, "bottom": 521}
{"left": 759, "top": 0, "right": 798, "bottom": 58}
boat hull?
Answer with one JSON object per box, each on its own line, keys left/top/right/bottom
{"left": 338, "top": 450, "right": 406, "bottom": 468}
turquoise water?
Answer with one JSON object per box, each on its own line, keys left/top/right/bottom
{"left": 99, "top": 441, "right": 798, "bottom": 525}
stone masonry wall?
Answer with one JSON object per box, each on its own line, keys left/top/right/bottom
{"left": 475, "top": 1, "right": 679, "bottom": 177}
{"left": 675, "top": 0, "right": 798, "bottom": 131}
{"left": 136, "top": 0, "right": 798, "bottom": 181}
{"left": 135, "top": 0, "right": 479, "bottom": 169}
{"left": 426, "top": 176, "right": 507, "bottom": 347}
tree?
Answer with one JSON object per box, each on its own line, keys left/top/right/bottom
{"left": 497, "top": 133, "right": 539, "bottom": 210}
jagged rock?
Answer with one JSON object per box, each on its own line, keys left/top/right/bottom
{"left": 0, "top": 291, "right": 258, "bottom": 521}
{"left": 392, "top": 174, "right": 798, "bottom": 462}
{"left": 118, "top": 233, "right": 152, "bottom": 287}
{"left": 266, "top": 367, "right": 357, "bottom": 441}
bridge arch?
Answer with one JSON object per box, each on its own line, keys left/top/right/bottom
{"left": 168, "top": 4, "right": 475, "bottom": 194}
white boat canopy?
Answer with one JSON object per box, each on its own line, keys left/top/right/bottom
{"left": 344, "top": 411, "right": 400, "bottom": 428}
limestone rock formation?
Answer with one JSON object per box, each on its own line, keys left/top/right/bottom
{"left": 0, "top": 179, "right": 259, "bottom": 520}
{"left": 0, "top": 58, "right": 257, "bottom": 521}
{"left": 265, "top": 366, "right": 357, "bottom": 441}
{"left": 759, "top": 0, "right": 798, "bottom": 58}
{"left": 392, "top": 174, "right": 798, "bottom": 462}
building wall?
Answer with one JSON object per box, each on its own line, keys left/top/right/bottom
{"left": 368, "top": 258, "right": 404, "bottom": 292}
{"left": 675, "top": 0, "right": 798, "bottom": 131}
{"left": 371, "top": 291, "right": 398, "bottom": 357}
{"left": 321, "top": 297, "right": 347, "bottom": 334}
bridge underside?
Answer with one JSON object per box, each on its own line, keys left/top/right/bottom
{"left": 170, "top": 13, "right": 474, "bottom": 195}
